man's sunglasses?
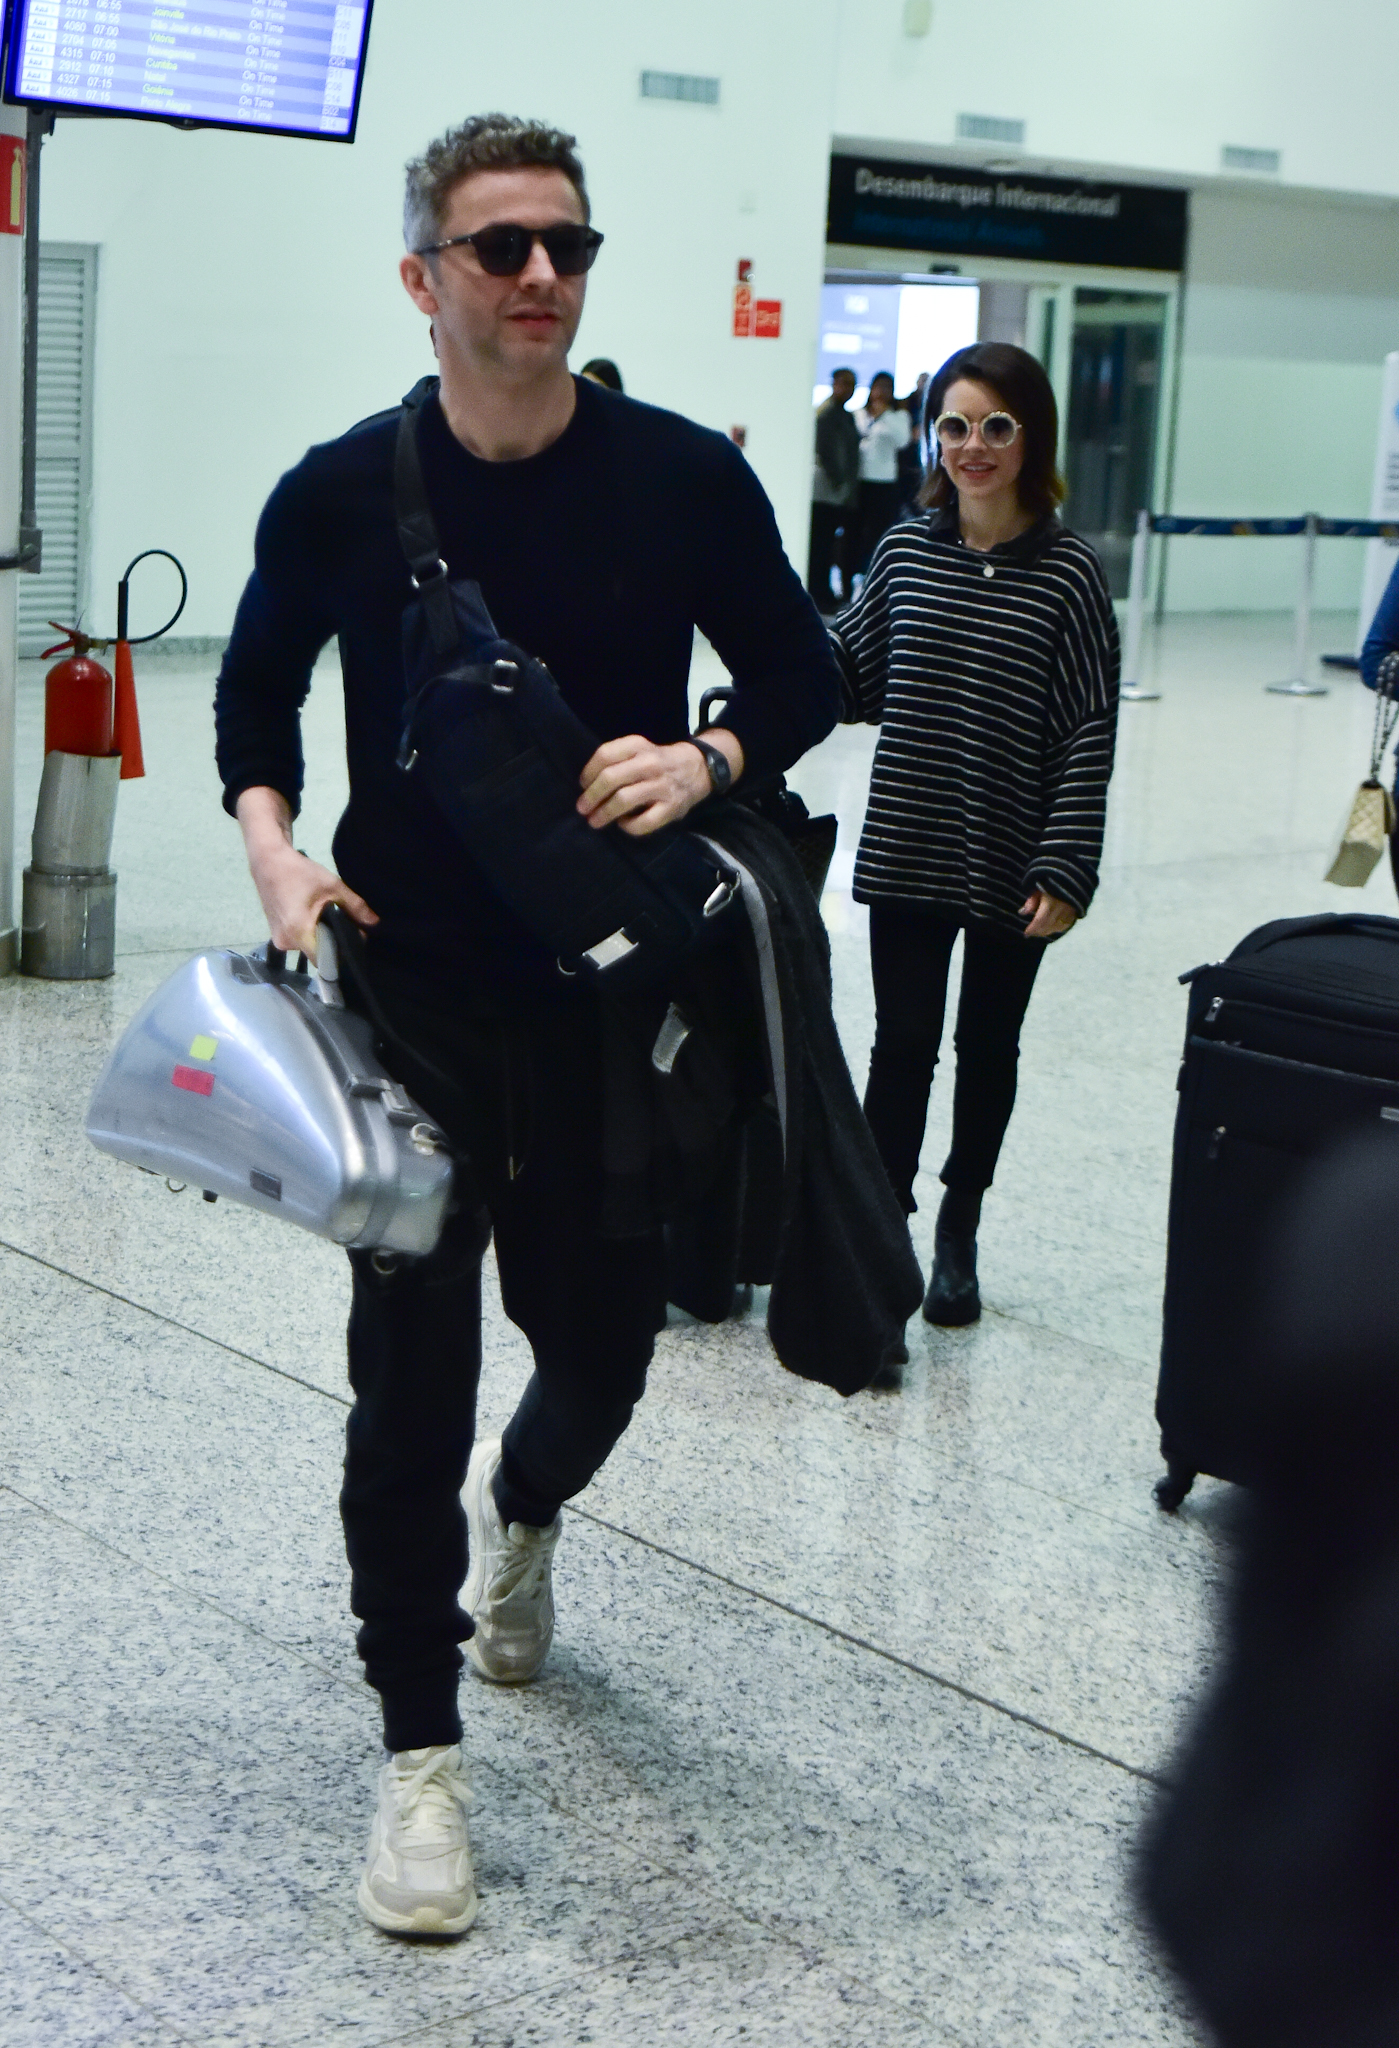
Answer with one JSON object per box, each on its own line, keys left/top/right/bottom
{"left": 414, "top": 222, "right": 604, "bottom": 278}
{"left": 933, "top": 409, "right": 1022, "bottom": 450}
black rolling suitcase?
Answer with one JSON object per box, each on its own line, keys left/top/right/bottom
{"left": 1155, "top": 912, "right": 1399, "bottom": 1509}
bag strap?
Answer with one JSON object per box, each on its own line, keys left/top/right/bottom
{"left": 1370, "top": 650, "right": 1399, "bottom": 779}
{"left": 394, "top": 376, "right": 459, "bottom": 658}
{"left": 317, "top": 903, "right": 468, "bottom": 1108}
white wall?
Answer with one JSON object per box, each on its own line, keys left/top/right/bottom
{"left": 36, "top": 0, "right": 838, "bottom": 639}
{"left": 831, "top": 0, "right": 1399, "bottom": 201}
{"left": 27, "top": 0, "right": 1399, "bottom": 637}
{"left": 1166, "top": 186, "right": 1399, "bottom": 610}
{"left": 830, "top": 1, "right": 1399, "bottom": 613}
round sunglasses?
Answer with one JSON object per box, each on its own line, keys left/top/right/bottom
{"left": 414, "top": 222, "right": 604, "bottom": 278}
{"left": 933, "top": 409, "right": 1022, "bottom": 450}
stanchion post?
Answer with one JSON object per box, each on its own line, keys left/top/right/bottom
{"left": 1120, "top": 508, "right": 1159, "bottom": 702}
{"left": 1267, "top": 512, "right": 1326, "bottom": 696}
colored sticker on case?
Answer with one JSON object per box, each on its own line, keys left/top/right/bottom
{"left": 172, "top": 1064, "right": 215, "bottom": 1097}
{"left": 188, "top": 1034, "right": 217, "bottom": 1062}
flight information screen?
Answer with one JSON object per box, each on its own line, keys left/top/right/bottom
{"left": 2, "top": 0, "right": 374, "bottom": 140}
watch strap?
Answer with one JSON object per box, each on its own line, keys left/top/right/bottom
{"left": 690, "top": 735, "right": 732, "bottom": 794}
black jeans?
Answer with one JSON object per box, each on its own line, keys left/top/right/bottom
{"left": 862, "top": 900, "right": 1047, "bottom": 1215}
{"left": 857, "top": 480, "right": 903, "bottom": 575}
{"left": 339, "top": 959, "right": 666, "bottom": 1751}
{"left": 808, "top": 500, "right": 854, "bottom": 612}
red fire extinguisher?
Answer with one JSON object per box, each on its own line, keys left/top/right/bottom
{"left": 39, "top": 625, "right": 115, "bottom": 757}
{"left": 37, "top": 550, "right": 187, "bottom": 780}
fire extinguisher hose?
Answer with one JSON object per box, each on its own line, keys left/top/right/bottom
{"left": 113, "top": 550, "right": 188, "bottom": 782}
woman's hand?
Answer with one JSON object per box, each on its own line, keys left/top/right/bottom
{"left": 1020, "top": 888, "right": 1078, "bottom": 940}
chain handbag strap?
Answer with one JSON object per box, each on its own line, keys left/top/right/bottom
{"left": 1370, "top": 649, "right": 1399, "bottom": 778}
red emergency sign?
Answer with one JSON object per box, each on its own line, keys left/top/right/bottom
{"left": 1, "top": 137, "right": 25, "bottom": 236}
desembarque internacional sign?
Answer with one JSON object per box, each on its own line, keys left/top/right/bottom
{"left": 827, "top": 154, "right": 1188, "bottom": 272}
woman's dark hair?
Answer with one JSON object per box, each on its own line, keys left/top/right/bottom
{"left": 867, "top": 369, "right": 894, "bottom": 396}
{"left": 580, "top": 357, "right": 623, "bottom": 392}
{"left": 918, "top": 342, "right": 1065, "bottom": 517}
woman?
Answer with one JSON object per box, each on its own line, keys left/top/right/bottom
{"left": 831, "top": 342, "right": 1118, "bottom": 1359}
{"left": 854, "top": 370, "right": 912, "bottom": 574}
{"left": 895, "top": 372, "right": 929, "bottom": 516}
{"left": 1359, "top": 549, "right": 1399, "bottom": 894}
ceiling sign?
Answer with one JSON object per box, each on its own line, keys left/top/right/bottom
{"left": 827, "top": 153, "right": 1188, "bottom": 272}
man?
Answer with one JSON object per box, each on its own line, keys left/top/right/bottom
{"left": 215, "top": 113, "right": 839, "bottom": 1937}
{"left": 808, "top": 366, "right": 859, "bottom": 613}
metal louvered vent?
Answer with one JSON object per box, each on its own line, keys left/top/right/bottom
{"left": 640, "top": 71, "right": 719, "bottom": 105}
{"left": 956, "top": 113, "right": 1024, "bottom": 146}
{"left": 17, "top": 245, "right": 97, "bottom": 656}
{"left": 1221, "top": 144, "right": 1280, "bottom": 175}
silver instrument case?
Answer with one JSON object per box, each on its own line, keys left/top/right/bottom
{"left": 86, "top": 920, "right": 454, "bottom": 1256}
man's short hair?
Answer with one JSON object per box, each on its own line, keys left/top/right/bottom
{"left": 832, "top": 367, "right": 856, "bottom": 383}
{"left": 403, "top": 113, "right": 590, "bottom": 253}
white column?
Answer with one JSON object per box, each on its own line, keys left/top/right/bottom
{"left": 1266, "top": 515, "right": 1327, "bottom": 697}
{"left": 1119, "top": 509, "right": 1159, "bottom": 702}
{"left": 0, "top": 103, "right": 26, "bottom": 976}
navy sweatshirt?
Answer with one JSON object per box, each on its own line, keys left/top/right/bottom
{"left": 215, "top": 376, "right": 841, "bottom": 992}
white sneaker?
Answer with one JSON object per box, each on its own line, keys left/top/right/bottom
{"left": 463, "top": 1436, "right": 561, "bottom": 1684}
{"left": 357, "top": 1744, "right": 478, "bottom": 1937}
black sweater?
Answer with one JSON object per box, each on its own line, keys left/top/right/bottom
{"left": 215, "top": 376, "right": 841, "bottom": 992}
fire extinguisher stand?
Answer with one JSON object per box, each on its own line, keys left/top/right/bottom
{"left": 22, "top": 549, "right": 185, "bottom": 978}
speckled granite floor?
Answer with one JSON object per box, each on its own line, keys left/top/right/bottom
{"left": 0, "top": 614, "right": 1377, "bottom": 2044}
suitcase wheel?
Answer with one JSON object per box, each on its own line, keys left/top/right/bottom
{"left": 1153, "top": 1459, "right": 1197, "bottom": 1513}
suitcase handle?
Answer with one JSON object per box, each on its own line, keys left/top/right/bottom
{"left": 263, "top": 943, "right": 308, "bottom": 978}
{"left": 698, "top": 684, "right": 735, "bottom": 730}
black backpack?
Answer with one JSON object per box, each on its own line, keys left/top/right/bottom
{"left": 393, "top": 377, "right": 740, "bottom": 990}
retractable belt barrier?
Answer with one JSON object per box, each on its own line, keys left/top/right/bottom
{"left": 1120, "top": 511, "right": 1399, "bottom": 703}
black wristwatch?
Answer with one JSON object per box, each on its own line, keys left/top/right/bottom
{"left": 689, "top": 734, "right": 733, "bottom": 797}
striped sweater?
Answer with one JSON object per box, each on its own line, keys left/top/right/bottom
{"left": 830, "top": 508, "right": 1119, "bottom": 929}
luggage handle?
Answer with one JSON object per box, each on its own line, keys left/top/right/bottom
{"left": 698, "top": 684, "right": 734, "bottom": 731}
{"left": 264, "top": 943, "right": 308, "bottom": 978}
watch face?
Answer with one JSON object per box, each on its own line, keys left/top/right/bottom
{"left": 706, "top": 743, "right": 731, "bottom": 792}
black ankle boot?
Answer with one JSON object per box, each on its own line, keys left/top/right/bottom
{"left": 922, "top": 1228, "right": 981, "bottom": 1326}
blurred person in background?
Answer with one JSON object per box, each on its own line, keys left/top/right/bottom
{"left": 809, "top": 366, "right": 860, "bottom": 614}
{"left": 854, "top": 369, "right": 913, "bottom": 573}
{"left": 1139, "top": 1130, "right": 1399, "bottom": 2048}
{"left": 896, "top": 371, "right": 930, "bottom": 515}
{"left": 1359, "top": 549, "right": 1399, "bottom": 895}
{"left": 830, "top": 342, "right": 1118, "bottom": 1357}
{"left": 580, "top": 355, "right": 623, "bottom": 391}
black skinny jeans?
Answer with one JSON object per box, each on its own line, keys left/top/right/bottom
{"left": 856, "top": 480, "right": 903, "bottom": 575}
{"left": 339, "top": 958, "right": 666, "bottom": 1752}
{"left": 808, "top": 501, "right": 854, "bottom": 612}
{"left": 862, "top": 900, "right": 1047, "bottom": 1216}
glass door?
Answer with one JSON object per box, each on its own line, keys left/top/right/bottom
{"left": 1062, "top": 288, "right": 1170, "bottom": 596}
{"left": 1026, "top": 282, "right": 1072, "bottom": 454}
